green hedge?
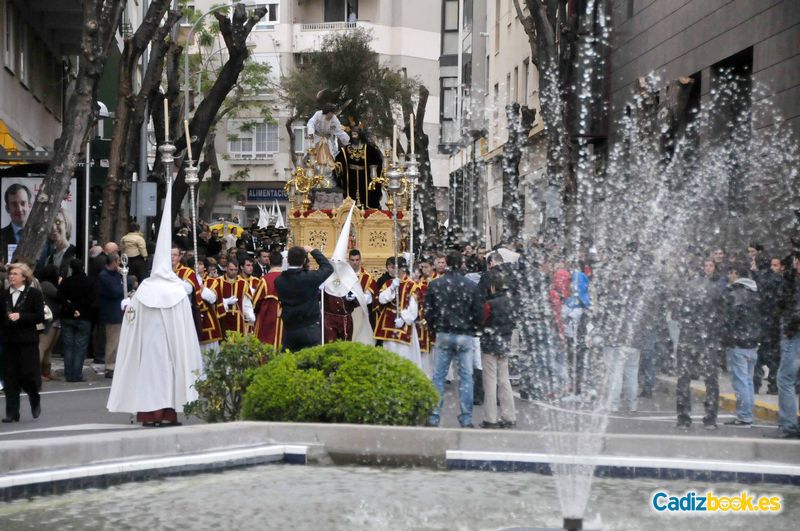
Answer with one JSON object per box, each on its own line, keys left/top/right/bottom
{"left": 241, "top": 342, "right": 439, "bottom": 426}
{"left": 184, "top": 332, "right": 276, "bottom": 423}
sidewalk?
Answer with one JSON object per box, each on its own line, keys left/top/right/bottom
{"left": 47, "top": 357, "right": 109, "bottom": 383}
{"left": 656, "top": 374, "right": 785, "bottom": 422}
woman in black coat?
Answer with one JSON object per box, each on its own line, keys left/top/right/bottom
{"left": 1, "top": 262, "right": 45, "bottom": 422}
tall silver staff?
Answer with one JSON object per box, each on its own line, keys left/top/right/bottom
{"left": 183, "top": 120, "right": 200, "bottom": 274}
{"left": 386, "top": 164, "right": 404, "bottom": 310}
{"left": 120, "top": 253, "right": 130, "bottom": 295}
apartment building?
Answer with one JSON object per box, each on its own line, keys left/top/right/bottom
{"left": 189, "top": 0, "right": 447, "bottom": 224}
{"left": 0, "top": 0, "right": 80, "bottom": 162}
{"left": 440, "top": 0, "right": 547, "bottom": 248}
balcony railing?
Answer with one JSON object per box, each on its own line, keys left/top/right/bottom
{"left": 300, "top": 21, "right": 357, "bottom": 31}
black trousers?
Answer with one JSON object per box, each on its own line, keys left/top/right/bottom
{"left": 676, "top": 338, "right": 719, "bottom": 425}
{"left": 127, "top": 255, "right": 148, "bottom": 283}
{"left": 3, "top": 342, "right": 41, "bottom": 419}
{"left": 282, "top": 322, "right": 321, "bottom": 352}
{"left": 754, "top": 336, "right": 780, "bottom": 392}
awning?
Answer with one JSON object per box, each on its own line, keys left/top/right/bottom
{"left": 0, "top": 119, "right": 21, "bottom": 151}
{"left": 0, "top": 120, "right": 50, "bottom": 165}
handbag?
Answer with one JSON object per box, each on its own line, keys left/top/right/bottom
{"left": 36, "top": 303, "right": 53, "bottom": 332}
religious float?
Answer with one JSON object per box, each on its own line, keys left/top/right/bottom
{"left": 284, "top": 125, "right": 420, "bottom": 278}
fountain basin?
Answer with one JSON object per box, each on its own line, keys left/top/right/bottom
{"left": 2, "top": 422, "right": 798, "bottom": 501}
{"left": 1, "top": 463, "right": 798, "bottom": 530}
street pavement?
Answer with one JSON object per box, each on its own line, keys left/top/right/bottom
{"left": 0, "top": 357, "right": 784, "bottom": 442}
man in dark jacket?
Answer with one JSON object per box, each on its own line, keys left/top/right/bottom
{"left": 676, "top": 259, "right": 725, "bottom": 428}
{"left": 722, "top": 263, "right": 762, "bottom": 427}
{"left": 96, "top": 252, "right": 126, "bottom": 379}
{"left": 275, "top": 245, "right": 333, "bottom": 351}
{"left": 426, "top": 251, "right": 484, "bottom": 428}
{"left": 253, "top": 248, "right": 270, "bottom": 277}
{"left": 753, "top": 257, "right": 784, "bottom": 394}
{"left": 774, "top": 253, "right": 800, "bottom": 438}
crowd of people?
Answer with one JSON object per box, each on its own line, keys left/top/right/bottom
{"left": 1, "top": 214, "right": 799, "bottom": 439}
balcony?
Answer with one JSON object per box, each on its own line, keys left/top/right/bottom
{"left": 228, "top": 153, "right": 277, "bottom": 165}
{"left": 300, "top": 21, "right": 358, "bottom": 31}
{"left": 292, "top": 21, "right": 372, "bottom": 54}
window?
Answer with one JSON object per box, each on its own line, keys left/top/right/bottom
{"left": 513, "top": 66, "right": 519, "bottom": 103}
{"left": 16, "top": 19, "right": 28, "bottom": 86}
{"left": 440, "top": 76, "right": 459, "bottom": 145}
{"left": 442, "top": 0, "right": 459, "bottom": 56}
{"left": 228, "top": 121, "right": 279, "bottom": 159}
{"left": 4, "top": 0, "right": 15, "bottom": 73}
{"left": 493, "top": 83, "right": 499, "bottom": 122}
{"left": 442, "top": 77, "right": 458, "bottom": 119}
{"left": 255, "top": 3, "right": 280, "bottom": 29}
{"left": 253, "top": 53, "right": 280, "bottom": 83}
{"left": 292, "top": 125, "right": 307, "bottom": 154}
{"left": 505, "top": 73, "right": 511, "bottom": 105}
{"left": 324, "top": 0, "right": 347, "bottom": 22}
{"left": 494, "top": 0, "right": 500, "bottom": 51}
{"left": 522, "top": 59, "right": 529, "bottom": 104}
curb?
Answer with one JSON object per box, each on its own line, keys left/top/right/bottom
{"left": 656, "top": 376, "right": 781, "bottom": 422}
{"left": 0, "top": 444, "right": 307, "bottom": 501}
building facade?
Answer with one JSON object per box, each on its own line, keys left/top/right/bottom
{"left": 1, "top": 0, "right": 81, "bottom": 161}
{"left": 439, "top": 0, "right": 547, "bottom": 249}
{"left": 610, "top": 0, "right": 800, "bottom": 249}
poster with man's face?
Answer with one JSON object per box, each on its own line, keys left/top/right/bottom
{"left": 1, "top": 177, "right": 77, "bottom": 261}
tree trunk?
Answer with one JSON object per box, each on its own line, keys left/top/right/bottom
{"left": 99, "top": 0, "right": 172, "bottom": 244}
{"left": 514, "top": 0, "right": 574, "bottom": 245}
{"left": 407, "top": 85, "right": 439, "bottom": 248}
{"left": 198, "top": 131, "right": 222, "bottom": 221}
{"left": 15, "top": 0, "right": 126, "bottom": 264}
{"left": 285, "top": 112, "right": 302, "bottom": 168}
{"left": 501, "top": 104, "right": 523, "bottom": 244}
{"left": 168, "top": 4, "right": 267, "bottom": 217}
{"left": 116, "top": 8, "right": 182, "bottom": 239}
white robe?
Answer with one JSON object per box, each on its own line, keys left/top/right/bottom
{"left": 378, "top": 286, "right": 422, "bottom": 369}
{"left": 306, "top": 110, "right": 350, "bottom": 157}
{"left": 107, "top": 296, "right": 202, "bottom": 414}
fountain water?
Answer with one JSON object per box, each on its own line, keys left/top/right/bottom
{"left": 492, "top": 1, "right": 800, "bottom": 527}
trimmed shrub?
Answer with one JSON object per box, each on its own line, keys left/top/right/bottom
{"left": 184, "top": 332, "right": 276, "bottom": 422}
{"left": 242, "top": 342, "right": 439, "bottom": 426}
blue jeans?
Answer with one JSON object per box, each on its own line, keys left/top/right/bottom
{"left": 606, "top": 346, "right": 640, "bottom": 411}
{"left": 726, "top": 347, "right": 757, "bottom": 423}
{"left": 778, "top": 334, "right": 800, "bottom": 432}
{"left": 429, "top": 332, "right": 474, "bottom": 427}
{"left": 61, "top": 319, "right": 91, "bottom": 381}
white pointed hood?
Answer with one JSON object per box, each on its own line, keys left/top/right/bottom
{"left": 133, "top": 179, "right": 188, "bottom": 308}
{"left": 257, "top": 204, "right": 269, "bottom": 229}
{"left": 323, "top": 203, "right": 374, "bottom": 345}
{"left": 274, "top": 199, "right": 286, "bottom": 229}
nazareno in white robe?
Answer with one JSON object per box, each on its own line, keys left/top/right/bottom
{"left": 107, "top": 169, "right": 203, "bottom": 415}
{"left": 107, "top": 293, "right": 203, "bottom": 414}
